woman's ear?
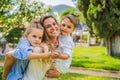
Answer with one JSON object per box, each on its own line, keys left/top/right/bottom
{"left": 23, "top": 34, "right": 27, "bottom": 38}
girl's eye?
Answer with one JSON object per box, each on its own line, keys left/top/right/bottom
{"left": 39, "top": 37, "right": 42, "bottom": 39}
{"left": 33, "top": 35, "right": 36, "bottom": 38}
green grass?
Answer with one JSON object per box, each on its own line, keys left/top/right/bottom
{"left": 0, "top": 57, "right": 4, "bottom": 62}
{"left": 0, "top": 46, "right": 120, "bottom": 79}
{"left": 72, "top": 46, "right": 120, "bottom": 71}
{"left": 58, "top": 73, "right": 119, "bottom": 80}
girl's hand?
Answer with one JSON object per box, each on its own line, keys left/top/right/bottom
{"left": 43, "top": 52, "right": 51, "bottom": 58}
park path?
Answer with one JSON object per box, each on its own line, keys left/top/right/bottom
{"left": 0, "top": 62, "right": 3, "bottom": 66}
{"left": 68, "top": 67, "right": 120, "bottom": 79}
{"left": 0, "top": 62, "right": 120, "bottom": 79}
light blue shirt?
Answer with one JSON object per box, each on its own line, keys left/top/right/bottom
{"left": 55, "top": 35, "right": 74, "bottom": 73}
{"left": 7, "top": 38, "right": 32, "bottom": 80}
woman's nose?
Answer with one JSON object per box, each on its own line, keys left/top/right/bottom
{"left": 51, "top": 25, "right": 56, "bottom": 30}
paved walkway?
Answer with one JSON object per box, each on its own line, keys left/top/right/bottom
{"left": 0, "top": 62, "right": 3, "bottom": 66}
{"left": 68, "top": 67, "right": 120, "bottom": 79}
{"left": 0, "top": 62, "right": 120, "bottom": 79}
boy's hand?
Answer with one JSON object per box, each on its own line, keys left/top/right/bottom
{"left": 51, "top": 51, "right": 60, "bottom": 59}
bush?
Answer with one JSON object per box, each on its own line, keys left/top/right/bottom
{"left": 0, "top": 67, "right": 3, "bottom": 80}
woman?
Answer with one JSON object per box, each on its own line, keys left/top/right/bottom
{"left": 22, "top": 16, "right": 60, "bottom": 80}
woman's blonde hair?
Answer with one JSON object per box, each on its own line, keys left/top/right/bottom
{"left": 40, "top": 15, "right": 58, "bottom": 52}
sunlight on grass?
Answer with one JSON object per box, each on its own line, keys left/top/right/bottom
{"left": 58, "top": 73, "right": 119, "bottom": 80}
{"left": 72, "top": 46, "right": 120, "bottom": 71}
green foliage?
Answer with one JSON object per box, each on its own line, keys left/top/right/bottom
{"left": 0, "top": 0, "right": 51, "bottom": 28}
{"left": 5, "top": 27, "right": 24, "bottom": 43}
{"left": 0, "top": 0, "right": 52, "bottom": 44}
{"left": 78, "top": 0, "right": 120, "bottom": 38}
{"left": 0, "top": 67, "right": 3, "bottom": 80}
{"left": 83, "top": 34, "right": 87, "bottom": 42}
{"left": 60, "top": 8, "right": 87, "bottom": 26}
{"left": 72, "top": 46, "right": 120, "bottom": 71}
{"left": 60, "top": 8, "right": 79, "bottom": 17}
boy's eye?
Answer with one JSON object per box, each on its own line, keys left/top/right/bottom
{"left": 67, "top": 26, "right": 71, "bottom": 29}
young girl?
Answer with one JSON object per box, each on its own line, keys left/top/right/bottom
{"left": 44, "top": 14, "right": 77, "bottom": 79}
{"left": 22, "top": 21, "right": 54, "bottom": 80}
{"left": 2, "top": 20, "right": 52, "bottom": 80}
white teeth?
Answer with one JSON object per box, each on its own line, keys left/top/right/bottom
{"left": 51, "top": 31, "right": 57, "bottom": 34}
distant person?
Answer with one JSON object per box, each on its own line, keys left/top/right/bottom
{"left": 0, "top": 38, "right": 12, "bottom": 57}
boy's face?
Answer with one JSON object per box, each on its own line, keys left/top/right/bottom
{"left": 60, "top": 18, "right": 74, "bottom": 36}
{"left": 26, "top": 28, "right": 43, "bottom": 47}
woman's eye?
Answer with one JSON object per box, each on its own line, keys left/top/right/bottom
{"left": 53, "top": 22, "right": 56, "bottom": 26}
{"left": 62, "top": 24, "right": 65, "bottom": 27}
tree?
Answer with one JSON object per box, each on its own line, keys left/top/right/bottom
{"left": 78, "top": 0, "right": 120, "bottom": 57}
{"left": 0, "top": 0, "right": 52, "bottom": 44}
{"left": 60, "top": 8, "right": 84, "bottom": 22}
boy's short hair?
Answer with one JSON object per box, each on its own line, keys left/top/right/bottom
{"left": 62, "top": 14, "right": 78, "bottom": 28}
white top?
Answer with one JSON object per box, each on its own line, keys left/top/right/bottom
{"left": 55, "top": 35, "right": 74, "bottom": 73}
{"left": 22, "top": 45, "right": 52, "bottom": 80}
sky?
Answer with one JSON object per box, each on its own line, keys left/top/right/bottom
{"left": 39, "top": 0, "right": 76, "bottom": 7}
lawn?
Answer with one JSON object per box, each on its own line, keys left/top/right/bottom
{"left": 0, "top": 46, "right": 120, "bottom": 80}
{"left": 71, "top": 46, "right": 120, "bottom": 71}
{"left": 58, "top": 73, "right": 119, "bottom": 80}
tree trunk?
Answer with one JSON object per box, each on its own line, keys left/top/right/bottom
{"left": 106, "top": 38, "right": 111, "bottom": 56}
{"left": 106, "top": 33, "right": 120, "bottom": 57}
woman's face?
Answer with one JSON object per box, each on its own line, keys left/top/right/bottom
{"left": 43, "top": 17, "right": 60, "bottom": 38}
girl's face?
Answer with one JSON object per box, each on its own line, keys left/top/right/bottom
{"left": 60, "top": 18, "right": 75, "bottom": 36}
{"left": 43, "top": 17, "right": 60, "bottom": 38}
{"left": 26, "top": 28, "right": 43, "bottom": 47}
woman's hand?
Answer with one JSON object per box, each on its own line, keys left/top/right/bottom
{"left": 45, "top": 69, "right": 61, "bottom": 78}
